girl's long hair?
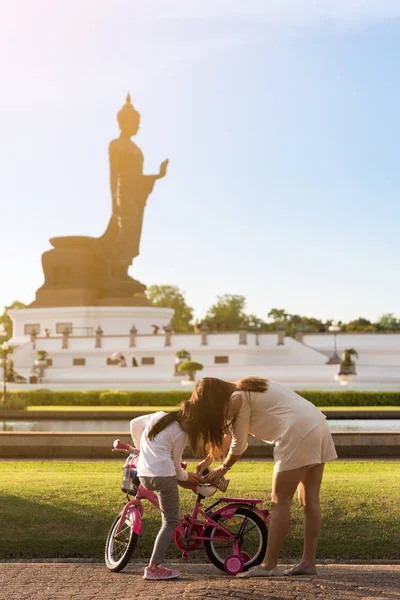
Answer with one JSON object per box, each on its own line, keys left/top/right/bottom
{"left": 147, "top": 401, "right": 196, "bottom": 448}
{"left": 187, "top": 376, "right": 268, "bottom": 457}
{"left": 147, "top": 410, "right": 183, "bottom": 441}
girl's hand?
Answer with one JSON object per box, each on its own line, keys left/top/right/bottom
{"left": 186, "top": 471, "right": 201, "bottom": 484}
{"left": 196, "top": 456, "right": 212, "bottom": 475}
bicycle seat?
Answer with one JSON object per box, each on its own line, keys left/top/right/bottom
{"left": 195, "top": 485, "right": 217, "bottom": 498}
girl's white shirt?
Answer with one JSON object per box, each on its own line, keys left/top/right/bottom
{"left": 130, "top": 411, "right": 188, "bottom": 481}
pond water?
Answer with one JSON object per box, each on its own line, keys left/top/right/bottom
{"left": 2, "top": 419, "right": 400, "bottom": 433}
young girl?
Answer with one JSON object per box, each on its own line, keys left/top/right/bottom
{"left": 130, "top": 406, "right": 200, "bottom": 581}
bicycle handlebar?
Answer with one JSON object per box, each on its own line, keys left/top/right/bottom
{"left": 113, "top": 439, "right": 137, "bottom": 453}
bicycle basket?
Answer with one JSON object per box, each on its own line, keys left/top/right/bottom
{"left": 121, "top": 464, "right": 140, "bottom": 495}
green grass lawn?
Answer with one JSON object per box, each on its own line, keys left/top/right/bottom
{"left": 0, "top": 461, "right": 399, "bottom": 561}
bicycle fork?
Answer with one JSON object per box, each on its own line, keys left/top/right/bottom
{"left": 114, "top": 485, "right": 160, "bottom": 537}
{"left": 114, "top": 500, "right": 143, "bottom": 536}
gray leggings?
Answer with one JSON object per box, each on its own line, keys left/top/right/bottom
{"left": 139, "top": 476, "right": 179, "bottom": 565}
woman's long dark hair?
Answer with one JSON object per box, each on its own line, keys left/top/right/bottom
{"left": 187, "top": 376, "right": 268, "bottom": 457}
{"left": 236, "top": 376, "right": 268, "bottom": 393}
{"left": 147, "top": 377, "right": 268, "bottom": 457}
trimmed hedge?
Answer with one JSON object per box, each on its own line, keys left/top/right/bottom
{"left": 2, "top": 389, "right": 400, "bottom": 410}
{"left": 3, "top": 390, "right": 191, "bottom": 409}
{"left": 296, "top": 390, "right": 400, "bottom": 407}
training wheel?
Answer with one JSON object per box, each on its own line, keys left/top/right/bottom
{"left": 224, "top": 554, "right": 244, "bottom": 575}
{"left": 240, "top": 551, "right": 251, "bottom": 564}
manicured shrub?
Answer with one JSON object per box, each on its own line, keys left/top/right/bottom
{"left": 3, "top": 389, "right": 400, "bottom": 408}
{"left": 5, "top": 389, "right": 190, "bottom": 408}
{"left": 175, "top": 350, "right": 191, "bottom": 359}
{"left": 178, "top": 361, "right": 204, "bottom": 381}
{"left": 97, "top": 391, "right": 191, "bottom": 406}
{"left": 297, "top": 390, "right": 400, "bottom": 407}
{"left": 0, "top": 394, "right": 27, "bottom": 410}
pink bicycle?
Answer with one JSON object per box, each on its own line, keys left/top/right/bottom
{"left": 105, "top": 440, "right": 269, "bottom": 575}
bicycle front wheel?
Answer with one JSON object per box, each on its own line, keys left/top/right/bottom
{"left": 105, "top": 512, "right": 138, "bottom": 572}
{"left": 204, "top": 507, "right": 268, "bottom": 573}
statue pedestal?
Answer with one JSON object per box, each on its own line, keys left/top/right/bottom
{"left": 31, "top": 236, "right": 150, "bottom": 308}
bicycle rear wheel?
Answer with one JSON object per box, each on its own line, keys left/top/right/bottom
{"left": 105, "top": 512, "right": 138, "bottom": 572}
{"left": 204, "top": 507, "right": 268, "bottom": 573}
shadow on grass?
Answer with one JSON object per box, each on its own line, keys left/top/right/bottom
{"left": 1, "top": 487, "right": 399, "bottom": 561}
{"left": 0, "top": 495, "right": 112, "bottom": 559}
{"left": 0, "top": 494, "right": 206, "bottom": 561}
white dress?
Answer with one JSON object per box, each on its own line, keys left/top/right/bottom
{"left": 230, "top": 380, "right": 337, "bottom": 472}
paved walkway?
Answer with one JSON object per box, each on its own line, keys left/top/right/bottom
{"left": 1, "top": 563, "right": 399, "bottom": 600}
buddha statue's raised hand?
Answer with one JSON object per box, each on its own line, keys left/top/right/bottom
{"left": 157, "top": 159, "right": 169, "bottom": 180}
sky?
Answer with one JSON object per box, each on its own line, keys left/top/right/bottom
{"left": 1, "top": 0, "right": 400, "bottom": 323}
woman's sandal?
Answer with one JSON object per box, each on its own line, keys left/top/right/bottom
{"left": 283, "top": 566, "right": 318, "bottom": 576}
{"left": 236, "top": 566, "right": 282, "bottom": 578}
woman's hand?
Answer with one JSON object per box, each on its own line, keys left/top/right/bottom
{"left": 203, "top": 465, "right": 226, "bottom": 485}
{"left": 196, "top": 456, "right": 212, "bottom": 476}
{"left": 186, "top": 471, "right": 201, "bottom": 484}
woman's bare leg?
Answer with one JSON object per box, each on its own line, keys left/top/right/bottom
{"left": 295, "top": 463, "right": 325, "bottom": 570}
{"left": 261, "top": 466, "right": 307, "bottom": 570}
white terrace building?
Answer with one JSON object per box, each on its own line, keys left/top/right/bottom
{"left": 8, "top": 306, "right": 400, "bottom": 390}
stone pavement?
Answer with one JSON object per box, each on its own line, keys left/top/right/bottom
{"left": 0, "top": 563, "right": 399, "bottom": 600}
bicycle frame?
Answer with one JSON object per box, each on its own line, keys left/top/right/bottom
{"left": 112, "top": 439, "right": 270, "bottom": 564}
{"left": 175, "top": 494, "right": 269, "bottom": 551}
{"left": 115, "top": 483, "right": 270, "bottom": 555}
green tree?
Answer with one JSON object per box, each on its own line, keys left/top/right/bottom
{"left": 0, "top": 301, "right": 27, "bottom": 339}
{"left": 301, "top": 317, "right": 327, "bottom": 333}
{"left": 203, "top": 295, "right": 247, "bottom": 331}
{"left": 344, "top": 318, "right": 375, "bottom": 332}
{"left": 267, "top": 308, "right": 289, "bottom": 326}
{"left": 244, "top": 314, "right": 269, "bottom": 331}
{"left": 284, "top": 314, "right": 303, "bottom": 337}
{"left": 376, "top": 313, "right": 400, "bottom": 331}
{"left": 146, "top": 285, "right": 194, "bottom": 332}
{"left": 267, "top": 309, "right": 327, "bottom": 335}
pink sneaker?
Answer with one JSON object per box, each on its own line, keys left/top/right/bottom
{"left": 143, "top": 565, "right": 181, "bottom": 580}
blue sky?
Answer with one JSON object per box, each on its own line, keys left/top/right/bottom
{"left": 1, "top": 1, "right": 400, "bottom": 322}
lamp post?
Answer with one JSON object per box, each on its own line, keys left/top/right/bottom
{"left": 0, "top": 324, "right": 9, "bottom": 407}
{"left": 326, "top": 321, "right": 341, "bottom": 365}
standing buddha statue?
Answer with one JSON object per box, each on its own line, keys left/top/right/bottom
{"left": 98, "top": 93, "right": 168, "bottom": 278}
